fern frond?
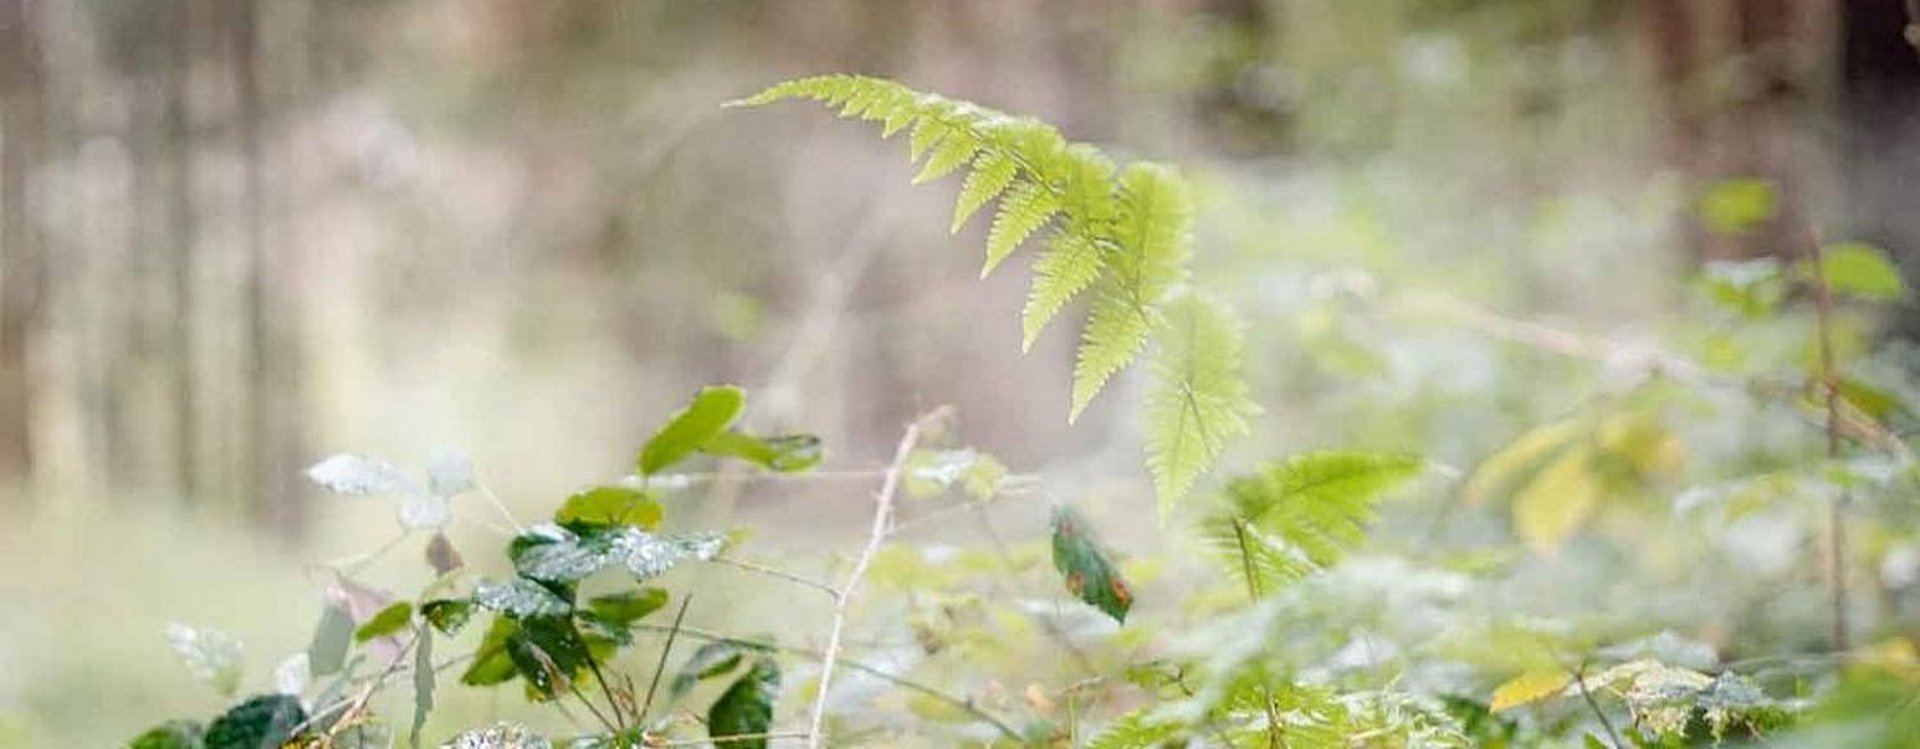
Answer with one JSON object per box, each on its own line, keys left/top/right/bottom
{"left": 1145, "top": 293, "right": 1257, "bottom": 511}
{"left": 983, "top": 181, "right": 1061, "bottom": 277}
{"left": 1085, "top": 708, "right": 1183, "bottom": 749}
{"left": 1021, "top": 233, "right": 1107, "bottom": 349}
{"left": 736, "top": 75, "right": 1256, "bottom": 516}
{"left": 1218, "top": 452, "right": 1423, "bottom": 570}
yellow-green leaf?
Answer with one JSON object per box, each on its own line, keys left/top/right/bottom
{"left": 1512, "top": 446, "right": 1604, "bottom": 554}
{"left": 639, "top": 385, "right": 746, "bottom": 476}
{"left": 1490, "top": 670, "right": 1572, "bottom": 712}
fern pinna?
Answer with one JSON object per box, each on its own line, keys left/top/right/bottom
{"left": 730, "top": 74, "right": 1257, "bottom": 512}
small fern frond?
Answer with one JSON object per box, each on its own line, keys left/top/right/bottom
{"left": 1085, "top": 708, "right": 1182, "bottom": 749}
{"left": 1223, "top": 452, "right": 1422, "bottom": 568}
{"left": 1145, "top": 292, "right": 1256, "bottom": 511}
{"left": 1021, "top": 233, "right": 1106, "bottom": 350}
{"left": 1069, "top": 164, "right": 1194, "bottom": 418}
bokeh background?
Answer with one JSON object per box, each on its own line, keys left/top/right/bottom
{"left": 2, "top": 1, "right": 1919, "bottom": 745}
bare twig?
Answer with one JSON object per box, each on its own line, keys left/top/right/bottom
{"left": 321, "top": 631, "right": 422, "bottom": 740}
{"left": 626, "top": 621, "right": 1024, "bottom": 742}
{"left": 805, "top": 408, "right": 943, "bottom": 749}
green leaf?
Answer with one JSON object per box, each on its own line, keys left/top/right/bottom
{"left": 671, "top": 640, "right": 759, "bottom": 699}
{"left": 639, "top": 385, "right": 746, "bottom": 475}
{"left": 129, "top": 721, "right": 205, "bottom": 749}
{"left": 203, "top": 694, "right": 305, "bottom": 749}
{"left": 460, "top": 617, "right": 521, "bottom": 687}
{"left": 1837, "top": 378, "right": 1912, "bottom": 423}
{"left": 913, "top": 128, "right": 979, "bottom": 185}
{"left": 701, "top": 431, "right": 824, "bottom": 473}
{"left": 1512, "top": 446, "right": 1604, "bottom": 554}
{"left": 555, "top": 486, "right": 663, "bottom": 530}
{"left": 166, "top": 623, "right": 245, "bottom": 698}
{"left": 353, "top": 602, "right": 414, "bottom": 643}
{"left": 421, "top": 599, "right": 475, "bottom": 636}
{"left": 707, "top": 658, "right": 781, "bottom": 749}
{"left": 506, "top": 616, "right": 594, "bottom": 700}
{"left": 586, "top": 588, "right": 670, "bottom": 627}
{"left": 473, "top": 578, "right": 572, "bottom": 618}
{"left": 1145, "top": 292, "right": 1257, "bottom": 513}
{"left": 411, "top": 625, "right": 435, "bottom": 747}
{"left": 1698, "top": 178, "right": 1776, "bottom": 235}
{"left": 1816, "top": 242, "right": 1906, "bottom": 300}
{"left": 1050, "top": 505, "right": 1134, "bottom": 624}
{"left": 1462, "top": 418, "right": 1585, "bottom": 507}
{"left": 306, "top": 604, "right": 354, "bottom": 678}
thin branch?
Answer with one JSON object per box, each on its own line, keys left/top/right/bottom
{"left": 321, "top": 631, "right": 421, "bottom": 740}
{"left": 806, "top": 408, "right": 942, "bottom": 749}
{"left": 1805, "top": 236, "right": 1851, "bottom": 655}
{"left": 653, "top": 730, "right": 812, "bottom": 746}
{"left": 1566, "top": 659, "right": 1625, "bottom": 749}
{"left": 710, "top": 556, "right": 839, "bottom": 596}
{"left": 641, "top": 594, "right": 695, "bottom": 723}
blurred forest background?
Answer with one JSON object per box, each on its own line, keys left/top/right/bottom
{"left": 3, "top": 1, "right": 1920, "bottom": 745}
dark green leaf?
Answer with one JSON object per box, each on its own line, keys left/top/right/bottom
{"left": 1050, "top": 505, "right": 1133, "bottom": 624}
{"left": 555, "top": 486, "right": 663, "bottom": 529}
{"left": 505, "top": 616, "right": 592, "bottom": 701}
{"left": 203, "top": 694, "right": 306, "bottom": 749}
{"left": 460, "top": 617, "right": 520, "bottom": 687}
{"left": 353, "top": 602, "right": 414, "bottom": 643}
{"left": 411, "top": 625, "right": 434, "bottom": 747}
{"left": 473, "top": 577, "right": 572, "bottom": 618}
{"left": 307, "top": 604, "right": 354, "bottom": 677}
{"left": 701, "top": 431, "right": 824, "bottom": 473}
{"left": 640, "top": 385, "right": 746, "bottom": 475}
{"left": 671, "top": 641, "right": 750, "bottom": 699}
{"left": 707, "top": 658, "right": 781, "bottom": 749}
{"left": 129, "top": 720, "right": 205, "bottom": 749}
{"left": 586, "top": 589, "right": 669, "bottom": 627}
{"left": 421, "top": 599, "right": 475, "bottom": 636}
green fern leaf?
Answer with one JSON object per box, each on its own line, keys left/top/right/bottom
{"left": 983, "top": 181, "right": 1061, "bottom": 277}
{"left": 950, "top": 152, "right": 1020, "bottom": 233}
{"left": 908, "top": 116, "right": 950, "bottom": 162}
{"left": 1224, "top": 451, "right": 1422, "bottom": 568}
{"left": 1021, "top": 233, "right": 1106, "bottom": 349}
{"left": 1145, "top": 293, "right": 1256, "bottom": 510}
{"left": 913, "top": 128, "right": 981, "bottom": 185}
{"left": 1069, "top": 164, "right": 1191, "bottom": 418}
{"left": 1086, "top": 708, "right": 1182, "bottom": 749}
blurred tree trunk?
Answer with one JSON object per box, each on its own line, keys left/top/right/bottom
{"left": 169, "top": 0, "right": 200, "bottom": 503}
{"left": 1644, "top": 0, "right": 1833, "bottom": 262}
{"left": 1841, "top": 0, "right": 1920, "bottom": 339}
{"left": 0, "top": 0, "right": 46, "bottom": 495}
